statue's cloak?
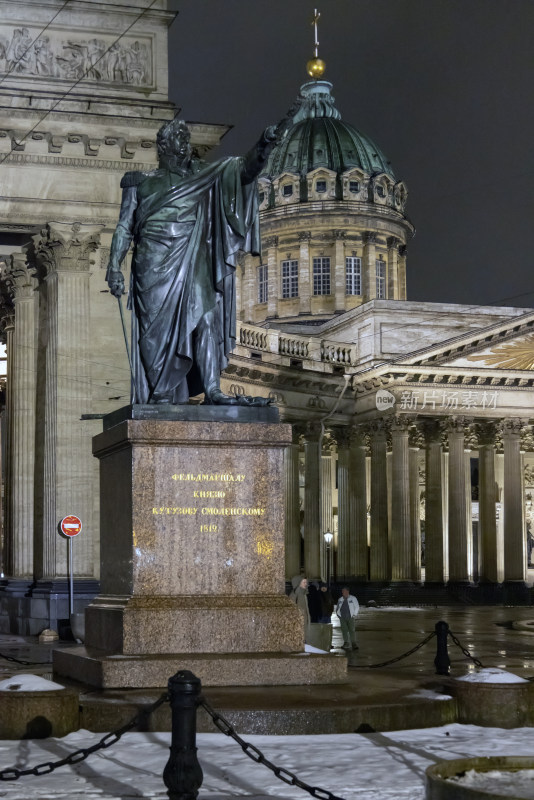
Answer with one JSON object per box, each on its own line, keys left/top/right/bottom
{"left": 127, "top": 157, "right": 260, "bottom": 403}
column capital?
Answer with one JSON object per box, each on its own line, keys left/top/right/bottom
{"left": 35, "top": 222, "right": 103, "bottom": 277}
{"left": 366, "top": 418, "right": 389, "bottom": 439}
{"left": 332, "top": 229, "right": 347, "bottom": 240}
{"left": 446, "top": 415, "right": 468, "bottom": 436}
{"left": 293, "top": 421, "right": 321, "bottom": 444}
{"left": 263, "top": 235, "right": 279, "bottom": 249}
{"left": 363, "top": 231, "right": 378, "bottom": 245}
{"left": 1, "top": 253, "right": 37, "bottom": 302}
{"left": 501, "top": 417, "right": 525, "bottom": 438}
{"left": 297, "top": 231, "right": 312, "bottom": 243}
{"left": 398, "top": 245, "right": 408, "bottom": 257}
{"left": 391, "top": 414, "right": 411, "bottom": 434}
{"left": 422, "top": 418, "right": 446, "bottom": 444}
{"left": 474, "top": 421, "right": 499, "bottom": 447}
{"left": 387, "top": 236, "right": 400, "bottom": 251}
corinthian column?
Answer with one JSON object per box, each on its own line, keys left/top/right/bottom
{"left": 35, "top": 222, "right": 102, "bottom": 580}
{"left": 333, "top": 230, "right": 346, "bottom": 312}
{"left": 1, "top": 254, "right": 38, "bottom": 577}
{"left": 303, "top": 421, "right": 321, "bottom": 579}
{"left": 390, "top": 416, "right": 411, "bottom": 581}
{"left": 423, "top": 420, "right": 446, "bottom": 583}
{"left": 349, "top": 427, "right": 369, "bottom": 579}
{"left": 362, "top": 231, "right": 377, "bottom": 301}
{"left": 298, "top": 231, "right": 312, "bottom": 314}
{"left": 369, "top": 420, "right": 389, "bottom": 580}
{"left": 476, "top": 422, "right": 499, "bottom": 583}
{"left": 284, "top": 427, "right": 301, "bottom": 579}
{"left": 0, "top": 305, "right": 15, "bottom": 575}
{"left": 502, "top": 418, "right": 526, "bottom": 582}
{"left": 447, "top": 416, "right": 471, "bottom": 582}
{"left": 409, "top": 426, "right": 422, "bottom": 582}
{"left": 265, "top": 235, "right": 279, "bottom": 319}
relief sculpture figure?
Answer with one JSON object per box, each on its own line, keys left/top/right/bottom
{"left": 106, "top": 117, "right": 285, "bottom": 405}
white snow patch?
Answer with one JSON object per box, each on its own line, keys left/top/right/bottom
{"left": 1, "top": 724, "right": 534, "bottom": 798}
{"left": 406, "top": 688, "right": 453, "bottom": 701}
{"left": 304, "top": 643, "right": 328, "bottom": 654}
{"left": 456, "top": 667, "right": 528, "bottom": 684}
{"left": 0, "top": 673, "right": 65, "bottom": 691}
{"left": 449, "top": 767, "right": 534, "bottom": 798}
{"left": 365, "top": 606, "right": 426, "bottom": 611}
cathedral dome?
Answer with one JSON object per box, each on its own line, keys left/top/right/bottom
{"left": 264, "top": 81, "right": 395, "bottom": 180}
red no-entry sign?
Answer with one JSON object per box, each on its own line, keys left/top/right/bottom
{"left": 60, "top": 515, "right": 82, "bottom": 537}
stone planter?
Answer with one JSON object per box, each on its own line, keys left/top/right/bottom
{"left": 452, "top": 679, "right": 534, "bottom": 728}
{"left": 426, "top": 756, "right": 534, "bottom": 799}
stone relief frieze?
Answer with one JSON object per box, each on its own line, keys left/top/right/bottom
{"left": 0, "top": 26, "right": 153, "bottom": 87}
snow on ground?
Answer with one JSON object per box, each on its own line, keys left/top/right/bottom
{"left": 456, "top": 667, "right": 528, "bottom": 683}
{"left": 0, "top": 674, "right": 65, "bottom": 692}
{"left": 450, "top": 768, "right": 534, "bottom": 798}
{"left": 2, "top": 724, "right": 534, "bottom": 799}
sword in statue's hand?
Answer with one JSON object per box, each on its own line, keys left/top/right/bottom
{"left": 108, "top": 269, "right": 137, "bottom": 405}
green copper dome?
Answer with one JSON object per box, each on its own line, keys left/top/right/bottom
{"left": 264, "top": 81, "right": 395, "bottom": 180}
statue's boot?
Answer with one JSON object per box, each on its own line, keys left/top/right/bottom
{"left": 148, "top": 391, "right": 174, "bottom": 404}
{"left": 195, "top": 310, "right": 271, "bottom": 406}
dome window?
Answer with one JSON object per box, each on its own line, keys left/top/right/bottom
{"left": 316, "top": 180, "right": 327, "bottom": 193}
{"left": 313, "top": 257, "right": 331, "bottom": 295}
{"left": 376, "top": 185, "right": 386, "bottom": 198}
{"left": 349, "top": 180, "right": 360, "bottom": 194}
{"left": 346, "top": 256, "right": 362, "bottom": 295}
{"left": 376, "top": 258, "right": 386, "bottom": 299}
{"left": 282, "top": 184, "right": 294, "bottom": 197}
{"left": 259, "top": 192, "right": 265, "bottom": 204}
{"left": 281, "top": 259, "right": 299, "bottom": 298}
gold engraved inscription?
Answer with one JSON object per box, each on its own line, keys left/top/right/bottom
{"left": 155, "top": 472, "right": 265, "bottom": 532}
{"left": 152, "top": 507, "right": 198, "bottom": 515}
{"left": 172, "top": 473, "right": 245, "bottom": 482}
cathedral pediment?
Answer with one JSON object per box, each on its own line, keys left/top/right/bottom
{"left": 397, "top": 309, "right": 534, "bottom": 371}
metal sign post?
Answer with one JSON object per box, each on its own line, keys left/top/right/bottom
{"left": 58, "top": 515, "right": 83, "bottom": 617}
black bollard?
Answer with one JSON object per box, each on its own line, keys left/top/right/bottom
{"left": 434, "top": 620, "right": 450, "bottom": 676}
{"left": 163, "top": 670, "right": 203, "bottom": 800}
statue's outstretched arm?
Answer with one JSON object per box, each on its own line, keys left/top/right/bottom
{"left": 106, "top": 186, "right": 138, "bottom": 297}
{"left": 240, "top": 118, "right": 291, "bottom": 184}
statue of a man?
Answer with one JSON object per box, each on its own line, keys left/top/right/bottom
{"left": 106, "top": 117, "right": 281, "bottom": 405}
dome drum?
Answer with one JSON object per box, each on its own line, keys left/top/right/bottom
{"left": 239, "top": 78, "right": 413, "bottom": 326}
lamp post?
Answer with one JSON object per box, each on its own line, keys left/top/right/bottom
{"left": 323, "top": 530, "right": 333, "bottom": 585}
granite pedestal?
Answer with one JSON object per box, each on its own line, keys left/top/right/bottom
{"left": 54, "top": 408, "right": 346, "bottom": 687}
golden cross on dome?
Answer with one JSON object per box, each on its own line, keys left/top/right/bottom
{"left": 307, "top": 8, "right": 326, "bottom": 79}
{"left": 312, "top": 8, "right": 321, "bottom": 58}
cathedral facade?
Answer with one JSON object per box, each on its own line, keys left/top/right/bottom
{"left": 0, "top": 0, "right": 533, "bottom": 633}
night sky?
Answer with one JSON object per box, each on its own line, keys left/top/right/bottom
{"left": 167, "top": 1, "right": 534, "bottom": 310}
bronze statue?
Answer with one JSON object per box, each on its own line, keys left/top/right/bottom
{"left": 106, "top": 117, "right": 283, "bottom": 405}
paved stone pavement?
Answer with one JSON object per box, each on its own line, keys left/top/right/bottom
{"left": 2, "top": 605, "right": 534, "bottom": 734}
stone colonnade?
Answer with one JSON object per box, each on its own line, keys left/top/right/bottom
{"left": 285, "top": 415, "right": 528, "bottom": 585}
{"left": 1, "top": 222, "right": 102, "bottom": 583}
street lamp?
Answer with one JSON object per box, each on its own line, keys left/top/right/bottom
{"left": 323, "top": 530, "right": 333, "bottom": 585}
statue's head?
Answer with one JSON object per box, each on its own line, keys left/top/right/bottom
{"left": 156, "top": 118, "right": 192, "bottom": 169}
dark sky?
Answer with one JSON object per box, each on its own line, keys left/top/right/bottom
{"left": 167, "top": 1, "right": 534, "bottom": 310}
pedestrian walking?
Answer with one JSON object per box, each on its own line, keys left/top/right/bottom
{"left": 335, "top": 586, "right": 359, "bottom": 650}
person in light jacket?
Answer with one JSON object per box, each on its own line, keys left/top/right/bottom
{"left": 335, "top": 586, "right": 359, "bottom": 650}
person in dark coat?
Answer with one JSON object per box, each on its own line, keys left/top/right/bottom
{"left": 318, "top": 582, "right": 334, "bottom": 623}
{"left": 307, "top": 580, "right": 322, "bottom": 623}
